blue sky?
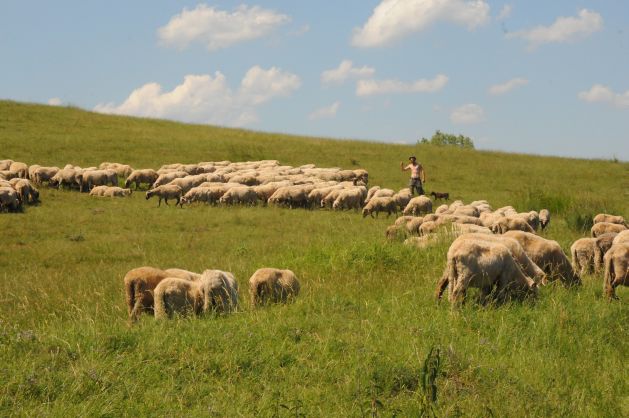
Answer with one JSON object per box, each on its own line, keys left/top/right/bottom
{"left": 2, "top": 1, "right": 628, "bottom": 160}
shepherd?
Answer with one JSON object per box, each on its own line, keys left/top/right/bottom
{"left": 400, "top": 156, "right": 426, "bottom": 196}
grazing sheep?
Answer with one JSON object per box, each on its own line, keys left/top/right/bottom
{"left": 320, "top": 188, "right": 345, "bottom": 209}
{"left": 0, "top": 187, "right": 22, "bottom": 212}
{"left": 570, "top": 238, "right": 597, "bottom": 276}
{"left": 370, "top": 188, "right": 396, "bottom": 202}
{"left": 539, "top": 209, "right": 550, "bottom": 231}
{"left": 603, "top": 243, "right": 629, "bottom": 299}
{"left": 12, "top": 179, "right": 39, "bottom": 204}
{"left": 32, "top": 166, "right": 60, "bottom": 185}
{"left": 0, "top": 160, "right": 13, "bottom": 171}
{"left": 503, "top": 230, "right": 580, "bottom": 286}
{"left": 269, "top": 186, "right": 309, "bottom": 209}
{"left": 103, "top": 187, "right": 132, "bottom": 197}
{"left": 249, "top": 268, "right": 300, "bottom": 306}
{"left": 591, "top": 222, "right": 627, "bottom": 238}
{"left": 435, "top": 233, "right": 546, "bottom": 299}
{"left": 146, "top": 184, "right": 183, "bottom": 207}
{"left": 594, "top": 233, "right": 617, "bottom": 272}
{"left": 362, "top": 196, "right": 397, "bottom": 218}
{"left": 491, "top": 216, "right": 535, "bottom": 234}
{"left": 78, "top": 169, "right": 118, "bottom": 191}
{"left": 332, "top": 188, "right": 364, "bottom": 211}
{"left": 419, "top": 221, "right": 440, "bottom": 236}
{"left": 449, "top": 215, "right": 484, "bottom": 226}
{"left": 593, "top": 213, "right": 626, "bottom": 226}
{"left": 479, "top": 212, "right": 503, "bottom": 228}
{"left": 100, "top": 162, "right": 133, "bottom": 178}
{"left": 364, "top": 186, "right": 381, "bottom": 204}
{"left": 445, "top": 239, "right": 537, "bottom": 306}
{"left": 125, "top": 169, "right": 159, "bottom": 190}
{"left": 435, "top": 204, "right": 450, "bottom": 215}
{"left": 612, "top": 230, "right": 629, "bottom": 246}
{"left": 89, "top": 185, "right": 108, "bottom": 197}
{"left": 404, "top": 234, "right": 439, "bottom": 249}
{"left": 392, "top": 188, "right": 412, "bottom": 210}
{"left": 430, "top": 191, "right": 449, "bottom": 201}
{"left": 154, "top": 269, "right": 238, "bottom": 319}
{"left": 50, "top": 168, "right": 79, "bottom": 189}
{"left": 124, "top": 266, "right": 169, "bottom": 322}
{"left": 153, "top": 171, "right": 188, "bottom": 188}
{"left": 9, "top": 162, "right": 28, "bottom": 178}
{"left": 453, "top": 205, "right": 480, "bottom": 218}
{"left": 514, "top": 211, "right": 540, "bottom": 232}
{"left": 403, "top": 195, "right": 433, "bottom": 216}
{"left": 219, "top": 186, "right": 258, "bottom": 205}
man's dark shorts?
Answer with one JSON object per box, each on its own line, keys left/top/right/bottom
{"left": 409, "top": 178, "right": 424, "bottom": 195}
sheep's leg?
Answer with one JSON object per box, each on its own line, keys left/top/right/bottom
{"left": 164, "top": 198, "right": 169, "bottom": 206}
{"left": 157, "top": 197, "right": 162, "bottom": 207}
{"left": 435, "top": 270, "right": 449, "bottom": 300}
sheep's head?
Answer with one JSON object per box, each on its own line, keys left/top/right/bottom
{"left": 362, "top": 207, "right": 370, "bottom": 218}
{"left": 145, "top": 191, "right": 153, "bottom": 200}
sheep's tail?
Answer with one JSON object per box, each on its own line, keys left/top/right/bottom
{"left": 154, "top": 288, "right": 167, "bottom": 320}
{"left": 125, "top": 278, "right": 136, "bottom": 321}
{"left": 435, "top": 268, "right": 449, "bottom": 300}
{"left": 603, "top": 256, "right": 615, "bottom": 299}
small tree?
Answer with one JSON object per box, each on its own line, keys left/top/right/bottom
{"left": 419, "top": 130, "right": 475, "bottom": 149}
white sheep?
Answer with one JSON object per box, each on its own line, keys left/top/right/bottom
{"left": 146, "top": 184, "right": 183, "bottom": 207}
{"left": 249, "top": 268, "right": 300, "bottom": 306}
{"left": 403, "top": 195, "right": 433, "bottom": 216}
{"left": 362, "top": 196, "right": 397, "bottom": 218}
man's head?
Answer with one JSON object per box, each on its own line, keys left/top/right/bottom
{"left": 409, "top": 156, "right": 416, "bottom": 162}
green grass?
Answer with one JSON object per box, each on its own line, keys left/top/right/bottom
{"left": 1, "top": 100, "right": 628, "bottom": 416}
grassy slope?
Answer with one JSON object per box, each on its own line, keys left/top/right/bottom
{"left": 0, "top": 100, "right": 628, "bottom": 416}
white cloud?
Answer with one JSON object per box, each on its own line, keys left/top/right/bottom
{"left": 94, "top": 66, "right": 301, "bottom": 127}
{"left": 291, "top": 24, "right": 310, "bottom": 36}
{"left": 352, "top": 0, "right": 490, "bottom": 48}
{"left": 578, "top": 84, "right": 629, "bottom": 108}
{"left": 321, "top": 60, "right": 375, "bottom": 85}
{"left": 158, "top": 4, "right": 290, "bottom": 51}
{"left": 356, "top": 74, "right": 448, "bottom": 96}
{"left": 309, "top": 101, "right": 340, "bottom": 120}
{"left": 450, "top": 103, "right": 485, "bottom": 124}
{"left": 488, "top": 77, "right": 528, "bottom": 95}
{"left": 497, "top": 4, "right": 512, "bottom": 20}
{"left": 507, "top": 9, "right": 603, "bottom": 49}
{"left": 48, "top": 97, "right": 63, "bottom": 106}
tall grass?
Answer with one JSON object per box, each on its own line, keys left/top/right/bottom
{"left": 0, "top": 101, "right": 628, "bottom": 416}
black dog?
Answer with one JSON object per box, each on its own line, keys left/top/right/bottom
{"left": 430, "top": 191, "right": 449, "bottom": 201}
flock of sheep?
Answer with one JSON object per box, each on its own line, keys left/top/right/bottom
{"left": 125, "top": 266, "right": 300, "bottom": 322}
{"left": 3, "top": 157, "right": 627, "bottom": 310}
{"left": 382, "top": 198, "right": 628, "bottom": 304}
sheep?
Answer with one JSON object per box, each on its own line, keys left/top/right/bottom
{"left": 125, "top": 169, "right": 159, "bottom": 190}
{"left": 9, "top": 162, "right": 28, "bottom": 178}
{"left": 370, "top": 188, "right": 396, "bottom": 202}
{"left": 50, "top": 168, "right": 78, "bottom": 189}
{"left": 514, "top": 211, "right": 540, "bottom": 232}
{"left": 591, "top": 222, "right": 627, "bottom": 238}
{"left": 539, "top": 209, "right": 550, "bottom": 231}
{"left": 449, "top": 215, "right": 484, "bottom": 226}
{"left": 219, "top": 186, "right": 258, "bottom": 205}
{"left": 154, "top": 269, "right": 238, "bottom": 319}
{"left": 404, "top": 234, "right": 439, "bottom": 249}
{"left": 124, "top": 266, "right": 169, "bottom": 322}
{"left": 444, "top": 239, "right": 537, "bottom": 306}
{"left": 435, "top": 233, "right": 545, "bottom": 300}
{"left": 332, "top": 188, "right": 364, "bottom": 211}
{"left": 491, "top": 216, "right": 535, "bottom": 234}
{"left": 77, "top": 169, "right": 118, "bottom": 191}
{"left": 353, "top": 169, "right": 369, "bottom": 184}
{"left": 32, "top": 166, "right": 59, "bottom": 185}
{"left": 480, "top": 212, "right": 503, "bottom": 228}
{"left": 448, "top": 200, "right": 464, "bottom": 211}
{"left": 0, "top": 159, "right": 13, "bottom": 170}
{"left": 362, "top": 196, "right": 397, "bottom": 218}
{"left": 364, "top": 186, "right": 381, "bottom": 204}
{"left": 249, "top": 268, "right": 300, "bottom": 306}
{"left": 430, "top": 191, "right": 449, "bottom": 201}
{"left": 419, "top": 221, "right": 440, "bottom": 236}
{"left": 570, "top": 238, "right": 597, "bottom": 276}
{"left": 253, "top": 183, "right": 288, "bottom": 203}
{"left": 612, "top": 230, "right": 629, "bottom": 246}
{"left": 103, "top": 187, "right": 132, "bottom": 197}
{"left": 146, "top": 184, "right": 183, "bottom": 207}
{"left": 152, "top": 171, "right": 188, "bottom": 188}
{"left": 453, "top": 205, "right": 480, "bottom": 218}
{"left": 320, "top": 188, "right": 345, "bottom": 209}
{"left": 392, "top": 188, "right": 412, "bottom": 210}
{"left": 403, "top": 195, "right": 433, "bottom": 216}
{"left": 269, "top": 186, "right": 309, "bottom": 209}
{"left": 594, "top": 233, "right": 618, "bottom": 272}
{"left": 593, "top": 213, "right": 626, "bottom": 226}
{"left": 603, "top": 243, "right": 629, "bottom": 300}
{"left": 167, "top": 175, "right": 208, "bottom": 194}
{"left": 89, "top": 185, "right": 108, "bottom": 197}
{"left": 435, "top": 204, "right": 450, "bottom": 215}
{"left": 503, "top": 230, "right": 580, "bottom": 286}
{"left": 0, "top": 170, "right": 18, "bottom": 180}
{"left": 12, "top": 179, "right": 39, "bottom": 204}
{"left": 0, "top": 187, "right": 22, "bottom": 212}
{"left": 99, "top": 162, "right": 133, "bottom": 178}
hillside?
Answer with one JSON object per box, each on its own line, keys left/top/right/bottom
{"left": 0, "top": 100, "right": 627, "bottom": 416}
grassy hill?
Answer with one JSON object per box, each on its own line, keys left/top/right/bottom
{"left": 1, "top": 100, "right": 627, "bottom": 416}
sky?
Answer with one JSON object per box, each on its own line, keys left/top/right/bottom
{"left": 1, "top": 1, "right": 628, "bottom": 160}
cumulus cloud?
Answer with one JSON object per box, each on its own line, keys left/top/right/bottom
{"left": 507, "top": 9, "right": 603, "bottom": 49}
{"left": 158, "top": 4, "right": 290, "bottom": 51}
{"left": 94, "top": 66, "right": 301, "bottom": 127}
{"left": 352, "top": 0, "right": 490, "bottom": 48}
{"left": 497, "top": 4, "right": 512, "bottom": 20}
{"left": 488, "top": 78, "right": 528, "bottom": 95}
{"left": 321, "top": 60, "right": 375, "bottom": 85}
{"left": 356, "top": 74, "right": 448, "bottom": 96}
{"left": 450, "top": 103, "right": 485, "bottom": 124}
{"left": 48, "top": 97, "right": 63, "bottom": 106}
{"left": 309, "top": 101, "right": 340, "bottom": 120}
{"left": 578, "top": 84, "right": 629, "bottom": 108}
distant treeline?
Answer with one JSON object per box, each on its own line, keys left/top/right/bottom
{"left": 419, "top": 130, "right": 475, "bottom": 149}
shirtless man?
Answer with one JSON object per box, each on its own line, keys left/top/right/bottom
{"left": 400, "top": 156, "right": 426, "bottom": 196}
